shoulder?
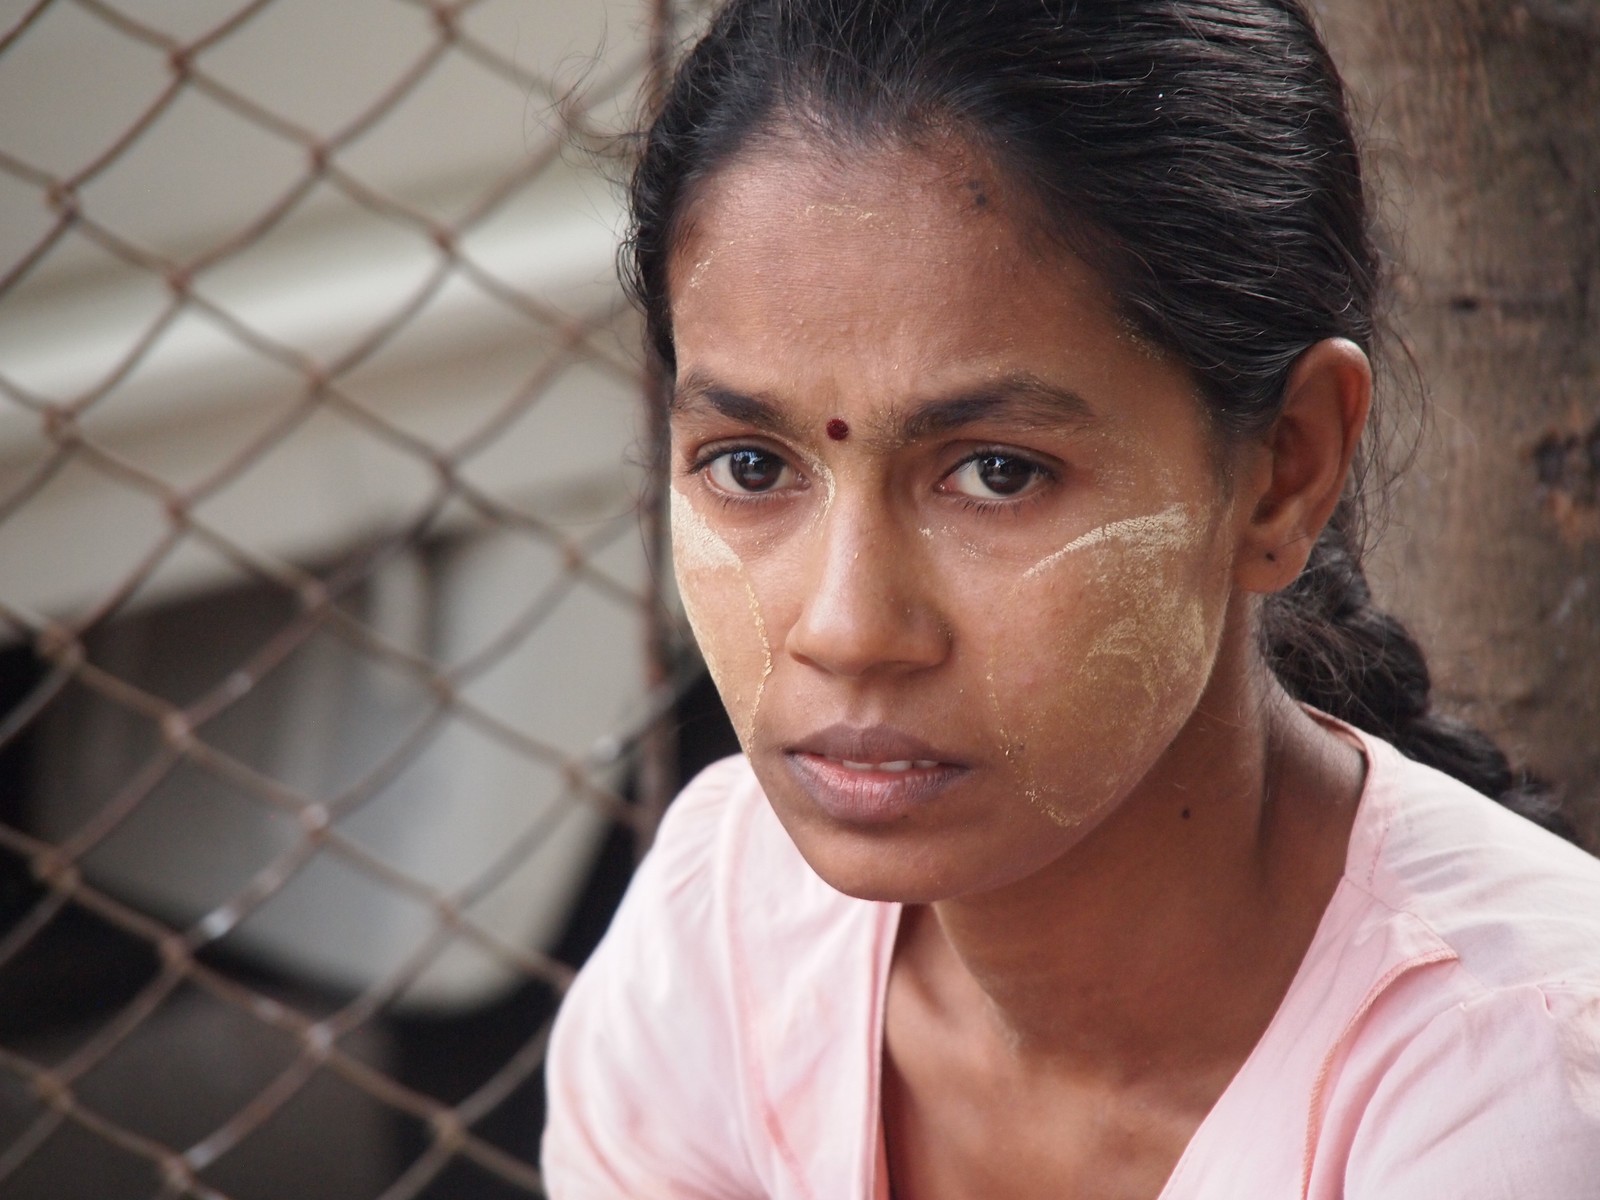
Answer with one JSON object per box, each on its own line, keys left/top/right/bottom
{"left": 628, "top": 754, "right": 856, "bottom": 948}
{"left": 547, "top": 753, "right": 804, "bottom": 1060}
{"left": 1316, "top": 736, "right": 1600, "bottom": 1195}
{"left": 542, "top": 756, "right": 891, "bottom": 1198}
{"left": 1337, "top": 979, "right": 1600, "bottom": 1197}
{"left": 639, "top": 752, "right": 769, "bottom": 898}
{"left": 1352, "top": 733, "right": 1600, "bottom": 992}
{"left": 540, "top": 756, "right": 772, "bottom": 1197}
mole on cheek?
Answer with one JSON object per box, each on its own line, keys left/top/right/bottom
{"left": 826, "top": 418, "right": 850, "bottom": 441}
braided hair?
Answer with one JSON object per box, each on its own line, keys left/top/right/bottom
{"left": 625, "top": 0, "right": 1573, "bottom": 837}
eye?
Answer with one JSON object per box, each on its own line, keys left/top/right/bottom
{"left": 943, "top": 452, "right": 1050, "bottom": 501}
{"left": 705, "top": 447, "right": 796, "bottom": 495}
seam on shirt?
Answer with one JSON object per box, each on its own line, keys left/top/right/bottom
{"left": 1299, "top": 945, "right": 1456, "bottom": 1200}
{"left": 1337, "top": 860, "right": 1504, "bottom": 1003}
{"left": 1328, "top": 870, "right": 1506, "bottom": 1050}
{"left": 724, "top": 774, "right": 818, "bottom": 1200}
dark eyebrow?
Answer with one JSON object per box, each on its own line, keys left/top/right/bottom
{"left": 891, "top": 374, "right": 1097, "bottom": 443}
{"left": 670, "top": 369, "right": 806, "bottom": 440}
{"left": 669, "top": 368, "right": 1096, "bottom": 443}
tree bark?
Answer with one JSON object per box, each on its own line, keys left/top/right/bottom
{"left": 1312, "top": 0, "right": 1600, "bottom": 847}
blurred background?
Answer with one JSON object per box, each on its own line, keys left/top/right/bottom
{"left": 0, "top": 1, "right": 1594, "bottom": 1197}
{"left": 0, "top": 1, "right": 736, "bottom": 1196}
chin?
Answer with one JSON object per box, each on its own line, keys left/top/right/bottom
{"left": 792, "top": 841, "right": 958, "bottom": 905}
{"left": 772, "top": 799, "right": 1071, "bottom": 906}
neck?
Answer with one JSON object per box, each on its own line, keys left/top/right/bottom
{"left": 909, "top": 640, "right": 1363, "bottom": 1086}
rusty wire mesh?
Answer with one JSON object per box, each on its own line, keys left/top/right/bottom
{"left": 0, "top": 1, "right": 707, "bottom": 1196}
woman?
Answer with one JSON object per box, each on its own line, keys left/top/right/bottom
{"left": 543, "top": 1, "right": 1600, "bottom": 1195}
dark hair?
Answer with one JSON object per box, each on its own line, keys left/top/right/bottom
{"left": 626, "top": 0, "right": 1571, "bottom": 836}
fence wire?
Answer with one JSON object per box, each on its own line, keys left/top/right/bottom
{"left": 0, "top": 1, "right": 701, "bottom": 1196}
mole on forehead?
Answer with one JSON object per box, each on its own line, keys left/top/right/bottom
{"left": 826, "top": 418, "right": 850, "bottom": 441}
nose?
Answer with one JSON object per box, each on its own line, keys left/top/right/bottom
{"left": 784, "top": 501, "right": 950, "bottom": 679}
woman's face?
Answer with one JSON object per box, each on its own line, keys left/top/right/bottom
{"left": 667, "top": 136, "right": 1255, "bottom": 903}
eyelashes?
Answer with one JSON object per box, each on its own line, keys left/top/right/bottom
{"left": 687, "top": 443, "right": 1061, "bottom": 522}
{"left": 686, "top": 445, "right": 800, "bottom": 507}
{"left": 938, "top": 451, "right": 1056, "bottom": 507}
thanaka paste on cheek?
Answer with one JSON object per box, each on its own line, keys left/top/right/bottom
{"left": 986, "top": 502, "right": 1218, "bottom": 829}
{"left": 670, "top": 488, "right": 773, "bottom": 749}
{"left": 1018, "top": 504, "right": 1196, "bottom": 579}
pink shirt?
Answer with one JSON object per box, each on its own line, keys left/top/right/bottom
{"left": 543, "top": 730, "right": 1600, "bottom": 1198}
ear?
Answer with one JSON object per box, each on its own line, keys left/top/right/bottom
{"left": 1233, "top": 338, "right": 1372, "bottom": 594}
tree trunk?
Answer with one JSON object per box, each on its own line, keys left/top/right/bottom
{"left": 1312, "top": 0, "right": 1600, "bottom": 847}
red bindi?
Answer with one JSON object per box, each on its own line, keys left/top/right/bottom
{"left": 826, "top": 418, "right": 850, "bottom": 441}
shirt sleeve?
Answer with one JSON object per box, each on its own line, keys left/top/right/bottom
{"left": 540, "top": 758, "right": 763, "bottom": 1200}
{"left": 1345, "top": 982, "right": 1600, "bottom": 1197}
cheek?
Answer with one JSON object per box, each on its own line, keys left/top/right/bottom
{"left": 670, "top": 490, "right": 774, "bottom": 748}
{"left": 978, "top": 519, "right": 1223, "bottom": 825}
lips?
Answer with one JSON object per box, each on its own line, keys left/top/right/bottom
{"left": 782, "top": 724, "right": 968, "bottom": 823}
{"left": 787, "top": 723, "right": 961, "bottom": 768}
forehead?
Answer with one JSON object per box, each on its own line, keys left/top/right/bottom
{"left": 676, "top": 132, "right": 1014, "bottom": 283}
{"left": 667, "top": 135, "right": 1142, "bottom": 408}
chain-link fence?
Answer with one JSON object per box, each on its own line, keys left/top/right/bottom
{"left": 0, "top": 2, "right": 718, "bottom": 1196}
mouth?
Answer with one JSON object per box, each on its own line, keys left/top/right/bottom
{"left": 829, "top": 758, "right": 941, "bottom": 773}
{"left": 781, "top": 724, "right": 969, "bottom": 823}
